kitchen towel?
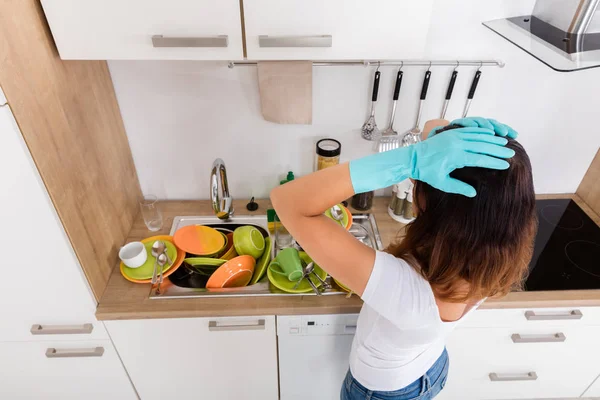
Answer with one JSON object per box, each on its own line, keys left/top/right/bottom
{"left": 257, "top": 61, "right": 312, "bottom": 124}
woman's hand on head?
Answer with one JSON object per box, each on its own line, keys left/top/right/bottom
{"left": 450, "top": 117, "right": 518, "bottom": 139}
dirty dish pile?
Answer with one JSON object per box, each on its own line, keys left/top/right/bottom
{"left": 267, "top": 250, "right": 328, "bottom": 294}
{"left": 120, "top": 235, "right": 184, "bottom": 284}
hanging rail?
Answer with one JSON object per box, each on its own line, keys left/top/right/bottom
{"left": 227, "top": 59, "right": 504, "bottom": 68}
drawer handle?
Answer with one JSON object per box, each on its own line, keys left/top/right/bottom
{"left": 152, "top": 35, "right": 229, "bottom": 48}
{"left": 46, "top": 347, "right": 104, "bottom": 358}
{"left": 31, "top": 323, "right": 93, "bottom": 335}
{"left": 489, "top": 372, "right": 538, "bottom": 382}
{"left": 258, "top": 35, "right": 332, "bottom": 48}
{"left": 511, "top": 332, "right": 566, "bottom": 343}
{"left": 525, "top": 310, "right": 582, "bottom": 321}
{"left": 208, "top": 319, "right": 265, "bottom": 332}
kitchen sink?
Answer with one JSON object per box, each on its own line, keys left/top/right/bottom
{"left": 149, "top": 213, "right": 383, "bottom": 299}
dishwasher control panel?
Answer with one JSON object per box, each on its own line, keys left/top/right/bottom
{"left": 277, "top": 314, "right": 359, "bottom": 336}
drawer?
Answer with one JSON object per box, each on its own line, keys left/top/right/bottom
{"left": 441, "top": 326, "right": 600, "bottom": 399}
{"left": 0, "top": 340, "right": 136, "bottom": 399}
{"left": 461, "top": 306, "right": 600, "bottom": 329}
{"left": 40, "top": 0, "right": 243, "bottom": 60}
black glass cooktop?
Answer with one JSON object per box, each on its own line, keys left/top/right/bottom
{"left": 526, "top": 199, "right": 600, "bottom": 291}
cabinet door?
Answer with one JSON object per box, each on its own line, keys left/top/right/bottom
{"left": 0, "top": 105, "right": 106, "bottom": 342}
{"left": 0, "top": 340, "right": 136, "bottom": 399}
{"left": 40, "top": 0, "right": 243, "bottom": 60}
{"left": 243, "top": 0, "right": 434, "bottom": 60}
{"left": 105, "top": 316, "right": 278, "bottom": 400}
{"left": 437, "top": 326, "right": 600, "bottom": 400}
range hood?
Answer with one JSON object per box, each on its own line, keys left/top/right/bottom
{"left": 483, "top": 0, "right": 600, "bottom": 72}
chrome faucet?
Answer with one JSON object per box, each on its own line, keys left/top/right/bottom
{"left": 210, "top": 158, "right": 234, "bottom": 220}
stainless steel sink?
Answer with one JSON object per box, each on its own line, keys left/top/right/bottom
{"left": 149, "top": 213, "right": 383, "bottom": 299}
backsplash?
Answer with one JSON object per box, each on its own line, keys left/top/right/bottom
{"left": 109, "top": 0, "right": 600, "bottom": 200}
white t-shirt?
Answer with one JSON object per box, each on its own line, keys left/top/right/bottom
{"left": 349, "top": 250, "right": 480, "bottom": 391}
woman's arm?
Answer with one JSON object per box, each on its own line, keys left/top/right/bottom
{"left": 270, "top": 163, "right": 375, "bottom": 295}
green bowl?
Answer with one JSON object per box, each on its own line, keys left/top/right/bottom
{"left": 233, "top": 226, "right": 265, "bottom": 259}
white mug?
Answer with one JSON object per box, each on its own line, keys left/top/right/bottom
{"left": 119, "top": 242, "right": 147, "bottom": 268}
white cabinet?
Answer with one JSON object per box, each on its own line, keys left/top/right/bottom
{"left": 243, "top": 0, "right": 435, "bottom": 60}
{"left": 582, "top": 374, "right": 600, "bottom": 397}
{"left": 0, "top": 105, "right": 107, "bottom": 343}
{"left": 40, "top": 0, "right": 244, "bottom": 60}
{"left": 0, "top": 340, "right": 137, "bottom": 399}
{"left": 436, "top": 307, "right": 600, "bottom": 400}
{"left": 105, "top": 315, "right": 279, "bottom": 400}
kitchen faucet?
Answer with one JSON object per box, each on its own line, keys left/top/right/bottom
{"left": 210, "top": 158, "right": 233, "bottom": 220}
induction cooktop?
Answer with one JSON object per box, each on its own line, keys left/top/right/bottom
{"left": 525, "top": 199, "right": 600, "bottom": 291}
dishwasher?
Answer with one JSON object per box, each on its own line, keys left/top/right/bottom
{"left": 277, "top": 313, "right": 359, "bottom": 400}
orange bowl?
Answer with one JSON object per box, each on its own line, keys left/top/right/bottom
{"left": 342, "top": 205, "right": 353, "bottom": 230}
{"left": 206, "top": 255, "right": 255, "bottom": 288}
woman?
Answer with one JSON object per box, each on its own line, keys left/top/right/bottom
{"left": 270, "top": 117, "right": 537, "bottom": 400}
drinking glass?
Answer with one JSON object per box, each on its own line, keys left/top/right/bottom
{"left": 140, "top": 195, "right": 163, "bottom": 232}
{"left": 274, "top": 213, "right": 294, "bottom": 251}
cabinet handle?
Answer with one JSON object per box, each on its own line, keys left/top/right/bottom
{"left": 208, "top": 319, "right": 265, "bottom": 331}
{"left": 31, "top": 323, "right": 93, "bottom": 335}
{"left": 45, "top": 347, "right": 104, "bottom": 358}
{"left": 258, "top": 35, "right": 332, "bottom": 48}
{"left": 152, "top": 35, "right": 229, "bottom": 48}
{"left": 511, "top": 332, "right": 566, "bottom": 343}
{"left": 525, "top": 310, "right": 583, "bottom": 321}
{"left": 489, "top": 372, "right": 538, "bottom": 382}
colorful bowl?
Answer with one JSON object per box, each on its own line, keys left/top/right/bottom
{"left": 249, "top": 236, "right": 272, "bottom": 285}
{"left": 120, "top": 235, "right": 185, "bottom": 284}
{"left": 206, "top": 255, "right": 256, "bottom": 288}
{"left": 173, "top": 225, "right": 225, "bottom": 256}
{"left": 233, "top": 226, "right": 265, "bottom": 259}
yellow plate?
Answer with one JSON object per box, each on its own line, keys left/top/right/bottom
{"left": 120, "top": 235, "right": 184, "bottom": 283}
{"left": 267, "top": 252, "right": 327, "bottom": 294}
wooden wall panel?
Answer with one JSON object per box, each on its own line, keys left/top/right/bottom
{"left": 578, "top": 149, "right": 600, "bottom": 216}
{"left": 0, "top": 0, "right": 142, "bottom": 300}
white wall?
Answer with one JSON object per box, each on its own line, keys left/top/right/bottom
{"left": 109, "top": 0, "right": 600, "bottom": 200}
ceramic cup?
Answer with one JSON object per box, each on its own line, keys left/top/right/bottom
{"left": 119, "top": 242, "right": 147, "bottom": 269}
{"left": 233, "top": 226, "right": 266, "bottom": 259}
{"left": 269, "top": 248, "right": 303, "bottom": 282}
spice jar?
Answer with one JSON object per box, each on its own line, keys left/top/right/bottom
{"left": 351, "top": 191, "right": 374, "bottom": 211}
{"left": 315, "top": 139, "right": 341, "bottom": 171}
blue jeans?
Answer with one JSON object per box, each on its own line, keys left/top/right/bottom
{"left": 340, "top": 349, "right": 449, "bottom": 400}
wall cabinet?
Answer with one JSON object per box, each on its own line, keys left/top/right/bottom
{"left": 437, "top": 307, "right": 600, "bottom": 400}
{"left": 40, "top": 0, "right": 244, "bottom": 60}
{"left": 243, "top": 0, "right": 434, "bottom": 60}
{"left": 105, "top": 315, "right": 279, "bottom": 400}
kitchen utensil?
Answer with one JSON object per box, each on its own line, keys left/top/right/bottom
{"left": 360, "top": 70, "right": 381, "bottom": 141}
{"left": 157, "top": 253, "right": 167, "bottom": 286}
{"left": 401, "top": 69, "right": 431, "bottom": 147}
{"left": 173, "top": 225, "right": 225, "bottom": 256}
{"left": 462, "top": 69, "right": 481, "bottom": 117}
{"left": 250, "top": 236, "right": 272, "bottom": 285}
{"left": 233, "top": 226, "right": 266, "bottom": 259}
{"left": 119, "top": 235, "right": 184, "bottom": 284}
{"left": 269, "top": 248, "right": 304, "bottom": 282}
{"left": 305, "top": 261, "right": 331, "bottom": 289}
{"left": 329, "top": 205, "right": 345, "bottom": 227}
{"left": 118, "top": 242, "right": 147, "bottom": 269}
{"left": 150, "top": 241, "right": 161, "bottom": 284}
{"left": 268, "top": 252, "right": 327, "bottom": 294}
{"left": 377, "top": 69, "right": 404, "bottom": 152}
{"left": 440, "top": 69, "right": 458, "bottom": 119}
{"left": 140, "top": 195, "right": 163, "bottom": 231}
{"left": 324, "top": 203, "right": 351, "bottom": 230}
{"left": 206, "top": 255, "right": 255, "bottom": 288}
{"left": 159, "top": 240, "right": 173, "bottom": 267}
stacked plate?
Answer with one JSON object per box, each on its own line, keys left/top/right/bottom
{"left": 120, "top": 235, "right": 185, "bottom": 284}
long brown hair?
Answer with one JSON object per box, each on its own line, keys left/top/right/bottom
{"left": 388, "top": 125, "right": 537, "bottom": 302}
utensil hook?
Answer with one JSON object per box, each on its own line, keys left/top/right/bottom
{"left": 376, "top": 61, "right": 380, "bottom": 72}
{"left": 427, "top": 61, "right": 432, "bottom": 71}
{"left": 453, "top": 61, "right": 460, "bottom": 71}
{"left": 477, "top": 61, "right": 483, "bottom": 71}
{"left": 399, "top": 61, "right": 404, "bottom": 71}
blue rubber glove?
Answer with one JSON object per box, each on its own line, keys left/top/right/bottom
{"left": 349, "top": 128, "right": 515, "bottom": 197}
{"left": 450, "top": 117, "right": 518, "bottom": 139}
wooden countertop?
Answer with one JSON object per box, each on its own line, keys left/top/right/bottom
{"left": 96, "top": 194, "right": 600, "bottom": 320}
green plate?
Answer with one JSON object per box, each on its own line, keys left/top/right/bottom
{"left": 267, "top": 252, "right": 327, "bottom": 294}
{"left": 184, "top": 257, "right": 227, "bottom": 267}
{"left": 122, "top": 241, "right": 178, "bottom": 280}
{"left": 324, "top": 204, "right": 349, "bottom": 228}
{"left": 250, "top": 237, "right": 272, "bottom": 285}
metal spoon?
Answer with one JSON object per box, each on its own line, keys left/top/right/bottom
{"left": 330, "top": 205, "right": 345, "bottom": 227}
{"left": 305, "top": 262, "right": 331, "bottom": 290}
{"left": 157, "top": 253, "right": 167, "bottom": 285}
{"left": 150, "top": 241, "right": 162, "bottom": 284}
{"left": 159, "top": 240, "right": 173, "bottom": 266}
